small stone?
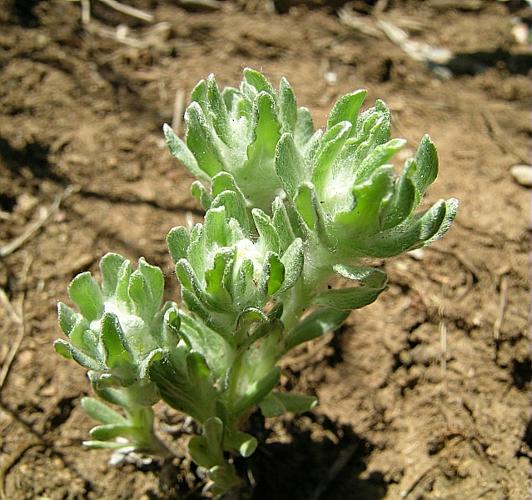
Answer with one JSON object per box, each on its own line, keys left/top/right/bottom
{"left": 510, "top": 165, "right": 532, "bottom": 187}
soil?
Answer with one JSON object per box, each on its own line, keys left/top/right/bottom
{"left": 0, "top": 0, "right": 531, "bottom": 498}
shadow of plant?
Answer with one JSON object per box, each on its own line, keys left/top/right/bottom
{"left": 242, "top": 412, "right": 387, "bottom": 500}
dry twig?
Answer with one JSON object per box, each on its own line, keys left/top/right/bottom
{"left": 493, "top": 274, "right": 508, "bottom": 340}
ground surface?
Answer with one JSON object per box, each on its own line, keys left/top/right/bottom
{"left": 0, "top": 0, "right": 531, "bottom": 498}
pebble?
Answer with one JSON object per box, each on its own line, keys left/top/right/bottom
{"left": 510, "top": 165, "right": 532, "bottom": 187}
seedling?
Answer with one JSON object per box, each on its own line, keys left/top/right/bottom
{"left": 55, "top": 69, "right": 457, "bottom": 495}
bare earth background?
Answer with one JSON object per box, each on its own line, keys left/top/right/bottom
{"left": 0, "top": 0, "right": 531, "bottom": 498}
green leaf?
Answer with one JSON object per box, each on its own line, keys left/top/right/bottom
{"left": 284, "top": 307, "right": 349, "bottom": 351}
{"left": 260, "top": 391, "right": 317, "bottom": 417}
{"left": 246, "top": 92, "right": 281, "bottom": 171}
{"left": 89, "top": 424, "right": 134, "bottom": 441}
{"left": 205, "top": 249, "right": 234, "bottom": 305}
{"left": 225, "top": 430, "right": 258, "bottom": 457}
{"left": 207, "top": 74, "right": 230, "bottom": 144}
{"left": 189, "top": 435, "right": 218, "bottom": 468}
{"left": 252, "top": 208, "right": 280, "bottom": 254}
{"left": 163, "top": 123, "right": 209, "bottom": 182}
{"left": 381, "top": 169, "right": 416, "bottom": 229}
{"left": 114, "top": 260, "right": 132, "bottom": 307}
{"left": 313, "top": 265, "right": 387, "bottom": 311}
{"left": 101, "top": 313, "right": 133, "bottom": 368}
{"left": 204, "top": 206, "right": 228, "bottom": 247}
{"left": 68, "top": 272, "right": 103, "bottom": 321}
{"left": 262, "top": 253, "right": 285, "bottom": 297}
{"left": 54, "top": 339, "right": 72, "bottom": 359}
{"left": 99, "top": 253, "right": 126, "bottom": 298}
{"left": 275, "top": 133, "right": 305, "bottom": 198}
{"left": 81, "top": 397, "right": 128, "bottom": 425}
{"left": 57, "top": 302, "right": 77, "bottom": 336}
{"left": 279, "top": 238, "right": 303, "bottom": 293}
{"left": 422, "top": 198, "right": 459, "bottom": 246}
{"left": 272, "top": 391, "right": 317, "bottom": 413}
{"left": 138, "top": 258, "right": 164, "bottom": 315}
{"left": 355, "top": 138, "right": 406, "bottom": 183}
{"left": 358, "top": 199, "right": 449, "bottom": 258}
{"left": 243, "top": 68, "right": 275, "bottom": 96}
{"left": 278, "top": 77, "right": 297, "bottom": 133}
{"left": 335, "top": 166, "right": 395, "bottom": 235}
{"left": 272, "top": 197, "right": 296, "bottom": 251}
{"left": 327, "top": 89, "right": 367, "bottom": 130}
{"left": 312, "top": 121, "right": 352, "bottom": 193}
{"left": 127, "top": 270, "right": 150, "bottom": 318}
{"left": 413, "top": 134, "right": 439, "bottom": 202}
{"left": 294, "top": 107, "right": 315, "bottom": 147}
{"left": 167, "top": 226, "right": 190, "bottom": 264}
{"left": 211, "top": 190, "right": 250, "bottom": 235}
{"left": 231, "top": 366, "right": 281, "bottom": 416}
{"left": 185, "top": 102, "right": 225, "bottom": 177}
{"left": 191, "top": 181, "right": 212, "bottom": 210}
{"left": 138, "top": 349, "right": 165, "bottom": 381}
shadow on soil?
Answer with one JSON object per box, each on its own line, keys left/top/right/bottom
{"left": 243, "top": 412, "right": 387, "bottom": 500}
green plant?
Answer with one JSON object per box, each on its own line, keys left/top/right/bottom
{"left": 55, "top": 68, "right": 457, "bottom": 496}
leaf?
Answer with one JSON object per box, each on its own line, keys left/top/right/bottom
{"left": 312, "top": 121, "right": 352, "bottom": 193}
{"left": 81, "top": 397, "right": 128, "bottom": 425}
{"left": 261, "top": 253, "right": 285, "bottom": 297}
{"left": 412, "top": 134, "right": 439, "bottom": 202}
{"left": 284, "top": 307, "right": 349, "bottom": 351}
{"left": 207, "top": 74, "right": 230, "bottom": 144}
{"left": 114, "top": 260, "right": 132, "bottom": 307}
{"left": 279, "top": 238, "right": 303, "bottom": 293}
{"left": 138, "top": 258, "right": 164, "bottom": 315}
{"left": 167, "top": 226, "right": 190, "bottom": 264}
{"left": 127, "top": 270, "right": 150, "bottom": 319}
{"left": 57, "top": 302, "right": 77, "bottom": 336}
{"left": 355, "top": 138, "right": 406, "bottom": 183}
{"left": 243, "top": 68, "right": 275, "bottom": 96}
{"left": 252, "top": 208, "right": 280, "bottom": 254}
{"left": 205, "top": 249, "right": 234, "bottom": 306}
{"left": 204, "top": 206, "right": 228, "bottom": 247}
{"left": 260, "top": 391, "right": 317, "bottom": 417}
{"left": 272, "top": 197, "right": 296, "bottom": 251}
{"left": 225, "top": 430, "right": 258, "bottom": 457}
{"left": 246, "top": 92, "right": 281, "bottom": 170}
{"left": 358, "top": 199, "right": 449, "bottom": 258}
{"left": 185, "top": 102, "right": 225, "bottom": 177}
{"left": 335, "top": 166, "right": 395, "bottom": 235}
{"left": 313, "top": 265, "right": 387, "bottom": 311}
{"left": 275, "top": 133, "right": 305, "bottom": 198}
{"left": 53, "top": 339, "right": 72, "bottom": 359}
{"left": 101, "top": 312, "right": 133, "bottom": 368}
{"left": 422, "top": 198, "right": 459, "bottom": 246}
{"left": 211, "top": 190, "right": 250, "bottom": 235}
{"left": 191, "top": 181, "right": 212, "bottom": 210}
{"left": 278, "top": 77, "right": 297, "bottom": 133}
{"left": 138, "top": 348, "right": 165, "bottom": 380}
{"left": 68, "top": 272, "right": 104, "bottom": 321}
{"left": 381, "top": 169, "right": 416, "bottom": 230}
{"left": 99, "top": 253, "right": 126, "bottom": 297}
{"left": 231, "top": 366, "right": 281, "bottom": 416}
{"left": 189, "top": 435, "right": 218, "bottom": 468}
{"left": 89, "top": 424, "right": 134, "bottom": 441}
{"left": 163, "top": 123, "right": 209, "bottom": 181}
{"left": 327, "top": 89, "right": 367, "bottom": 130}
{"left": 294, "top": 107, "right": 315, "bottom": 147}
{"left": 272, "top": 391, "right": 317, "bottom": 413}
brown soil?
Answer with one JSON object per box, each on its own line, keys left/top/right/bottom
{"left": 0, "top": 0, "right": 531, "bottom": 498}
